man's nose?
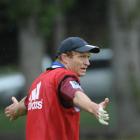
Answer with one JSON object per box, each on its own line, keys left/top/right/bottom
{"left": 85, "top": 58, "right": 90, "bottom": 66}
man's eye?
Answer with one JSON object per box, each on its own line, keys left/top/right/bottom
{"left": 80, "top": 56, "right": 85, "bottom": 58}
{"left": 80, "top": 55, "right": 90, "bottom": 58}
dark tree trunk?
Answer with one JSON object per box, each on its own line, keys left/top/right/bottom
{"left": 18, "top": 17, "right": 45, "bottom": 91}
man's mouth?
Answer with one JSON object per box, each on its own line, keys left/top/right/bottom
{"left": 81, "top": 68, "right": 87, "bottom": 71}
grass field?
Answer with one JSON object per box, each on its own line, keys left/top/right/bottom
{"left": 0, "top": 109, "right": 25, "bottom": 133}
{"left": 80, "top": 98, "right": 118, "bottom": 128}
{"left": 1, "top": 107, "right": 140, "bottom": 140}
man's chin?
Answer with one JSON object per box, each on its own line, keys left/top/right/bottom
{"left": 79, "top": 72, "right": 86, "bottom": 77}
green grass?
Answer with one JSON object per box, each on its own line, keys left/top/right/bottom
{"left": 0, "top": 99, "right": 118, "bottom": 132}
{"left": 80, "top": 100, "right": 140, "bottom": 140}
{"left": 1, "top": 103, "right": 140, "bottom": 140}
{"left": 80, "top": 98, "right": 118, "bottom": 128}
{"left": 0, "top": 109, "right": 25, "bottom": 133}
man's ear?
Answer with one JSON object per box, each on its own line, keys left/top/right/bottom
{"left": 60, "top": 53, "right": 69, "bottom": 64}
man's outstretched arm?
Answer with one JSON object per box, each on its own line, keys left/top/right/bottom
{"left": 73, "top": 91, "right": 109, "bottom": 125}
{"left": 5, "top": 96, "right": 27, "bottom": 121}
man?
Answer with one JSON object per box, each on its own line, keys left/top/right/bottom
{"left": 5, "top": 37, "right": 109, "bottom": 140}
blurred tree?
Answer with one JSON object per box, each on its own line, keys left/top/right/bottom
{"left": 0, "top": 0, "right": 76, "bottom": 90}
{"left": 109, "top": 0, "right": 140, "bottom": 136}
{"left": 53, "top": 0, "right": 66, "bottom": 55}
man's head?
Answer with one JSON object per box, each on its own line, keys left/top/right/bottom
{"left": 56, "top": 37, "right": 100, "bottom": 77}
{"left": 56, "top": 37, "right": 100, "bottom": 56}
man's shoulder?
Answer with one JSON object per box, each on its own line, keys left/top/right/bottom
{"left": 54, "top": 68, "right": 80, "bottom": 83}
{"left": 55, "top": 68, "right": 77, "bottom": 77}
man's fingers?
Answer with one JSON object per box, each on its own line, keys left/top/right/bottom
{"left": 99, "top": 114, "right": 109, "bottom": 120}
{"left": 5, "top": 104, "right": 13, "bottom": 113}
{"left": 4, "top": 97, "right": 20, "bottom": 121}
{"left": 98, "top": 98, "right": 110, "bottom": 125}
{"left": 99, "top": 112, "right": 109, "bottom": 117}
{"left": 98, "top": 107, "right": 107, "bottom": 113}
{"left": 105, "top": 98, "right": 109, "bottom": 103}
{"left": 104, "top": 98, "right": 109, "bottom": 107}
{"left": 99, "top": 118, "right": 109, "bottom": 125}
{"left": 11, "top": 97, "right": 18, "bottom": 104}
{"left": 5, "top": 110, "right": 9, "bottom": 115}
{"left": 101, "top": 98, "right": 109, "bottom": 109}
{"left": 98, "top": 106, "right": 109, "bottom": 125}
{"left": 10, "top": 117, "right": 14, "bottom": 121}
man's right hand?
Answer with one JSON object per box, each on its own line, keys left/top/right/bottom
{"left": 5, "top": 96, "right": 20, "bottom": 121}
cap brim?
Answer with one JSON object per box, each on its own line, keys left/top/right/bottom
{"left": 75, "top": 45, "right": 100, "bottom": 53}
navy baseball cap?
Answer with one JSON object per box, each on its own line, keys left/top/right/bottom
{"left": 56, "top": 37, "right": 100, "bottom": 57}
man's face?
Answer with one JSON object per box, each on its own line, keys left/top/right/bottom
{"left": 65, "top": 51, "right": 91, "bottom": 77}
